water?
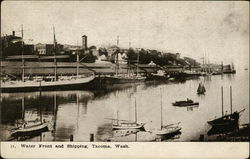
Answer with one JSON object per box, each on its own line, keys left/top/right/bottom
{"left": 1, "top": 70, "right": 249, "bottom": 141}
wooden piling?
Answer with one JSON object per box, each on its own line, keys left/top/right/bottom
{"left": 90, "top": 133, "right": 94, "bottom": 142}
{"left": 70, "top": 135, "right": 73, "bottom": 141}
{"left": 199, "top": 134, "right": 204, "bottom": 141}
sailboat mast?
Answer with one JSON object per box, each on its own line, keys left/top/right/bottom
{"left": 115, "top": 36, "right": 119, "bottom": 76}
{"left": 160, "top": 88, "right": 163, "bottom": 130}
{"left": 135, "top": 98, "right": 137, "bottom": 123}
{"left": 22, "top": 95, "right": 25, "bottom": 120}
{"left": 136, "top": 51, "right": 139, "bottom": 76}
{"left": 76, "top": 48, "right": 79, "bottom": 77}
{"left": 39, "top": 91, "right": 42, "bottom": 122}
{"left": 230, "top": 86, "right": 232, "bottom": 114}
{"left": 53, "top": 25, "right": 57, "bottom": 81}
{"left": 21, "top": 24, "right": 25, "bottom": 82}
{"left": 221, "top": 86, "right": 224, "bottom": 116}
{"left": 76, "top": 93, "right": 80, "bottom": 130}
{"left": 53, "top": 92, "right": 57, "bottom": 141}
{"left": 117, "top": 35, "right": 119, "bottom": 46}
{"left": 116, "top": 110, "right": 119, "bottom": 125}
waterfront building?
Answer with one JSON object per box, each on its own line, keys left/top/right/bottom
{"left": 35, "top": 43, "right": 64, "bottom": 55}
{"left": 1, "top": 31, "right": 23, "bottom": 58}
{"left": 35, "top": 43, "right": 46, "bottom": 55}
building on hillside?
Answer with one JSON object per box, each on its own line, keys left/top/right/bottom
{"left": 35, "top": 43, "right": 46, "bottom": 55}
{"left": 89, "top": 46, "right": 99, "bottom": 57}
{"left": 107, "top": 45, "right": 119, "bottom": 57}
{"left": 1, "top": 31, "right": 36, "bottom": 58}
{"left": 184, "top": 57, "right": 200, "bottom": 66}
{"left": 35, "top": 43, "right": 64, "bottom": 55}
{"left": 176, "top": 53, "right": 181, "bottom": 59}
{"left": 63, "top": 44, "right": 81, "bottom": 55}
{"left": 23, "top": 45, "right": 34, "bottom": 55}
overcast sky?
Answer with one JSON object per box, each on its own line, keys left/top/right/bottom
{"left": 1, "top": 1, "right": 249, "bottom": 68}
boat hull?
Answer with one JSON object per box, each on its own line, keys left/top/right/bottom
{"left": 172, "top": 102, "right": 199, "bottom": 107}
{"left": 155, "top": 128, "right": 182, "bottom": 140}
{"left": 1, "top": 76, "right": 95, "bottom": 93}
{"left": 207, "top": 112, "right": 239, "bottom": 126}
{"left": 112, "top": 124, "right": 145, "bottom": 130}
{"left": 11, "top": 123, "right": 49, "bottom": 137}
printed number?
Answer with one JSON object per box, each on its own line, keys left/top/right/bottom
{"left": 11, "top": 145, "right": 15, "bottom": 148}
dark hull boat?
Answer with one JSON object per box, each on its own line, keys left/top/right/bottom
{"left": 172, "top": 99, "right": 199, "bottom": 107}
{"left": 146, "top": 74, "right": 169, "bottom": 82}
{"left": 207, "top": 111, "right": 240, "bottom": 127}
{"left": 197, "top": 83, "right": 206, "bottom": 95}
{"left": 207, "top": 86, "right": 245, "bottom": 135}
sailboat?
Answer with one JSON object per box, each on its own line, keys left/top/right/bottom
{"left": 197, "top": 82, "right": 206, "bottom": 95}
{"left": 106, "top": 98, "right": 145, "bottom": 130}
{"left": 11, "top": 93, "right": 49, "bottom": 138}
{"left": 207, "top": 86, "right": 245, "bottom": 128}
{"left": 108, "top": 36, "right": 146, "bottom": 84}
{"left": 1, "top": 26, "right": 95, "bottom": 93}
{"left": 153, "top": 88, "right": 181, "bottom": 138}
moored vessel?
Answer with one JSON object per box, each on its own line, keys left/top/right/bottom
{"left": 172, "top": 98, "right": 199, "bottom": 107}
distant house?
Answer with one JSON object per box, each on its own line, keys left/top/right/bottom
{"left": 184, "top": 57, "right": 200, "bottom": 66}
{"left": 35, "top": 43, "right": 64, "bottom": 55}
{"left": 35, "top": 43, "right": 46, "bottom": 55}
{"left": 148, "top": 61, "right": 156, "bottom": 66}
{"left": 176, "top": 53, "right": 181, "bottom": 59}
{"left": 107, "top": 45, "right": 119, "bottom": 57}
{"left": 1, "top": 31, "right": 23, "bottom": 58}
{"left": 1, "top": 31, "right": 36, "bottom": 59}
{"left": 89, "top": 45, "right": 99, "bottom": 57}
{"left": 63, "top": 44, "right": 81, "bottom": 55}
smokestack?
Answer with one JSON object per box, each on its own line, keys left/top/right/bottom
{"left": 12, "top": 31, "right": 15, "bottom": 36}
{"left": 82, "top": 35, "right": 87, "bottom": 50}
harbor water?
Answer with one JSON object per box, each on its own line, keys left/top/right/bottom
{"left": 1, "top": 69, "right": 249, "bottom": 141}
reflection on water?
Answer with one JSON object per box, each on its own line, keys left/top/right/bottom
{"left": 1, "top": 70, "right": 249, "bottom": 141}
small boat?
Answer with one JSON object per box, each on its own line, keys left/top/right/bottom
{"left": 172, "top": 99, "right": 199, "bottom": 107}
{"left": 11, "top": 122, "right": 49, "bottom": 137}
{"left": 197, "top": 82, "right": 206, "bottom": 95}
{"left": 146, "top": 70, "right": 169, "bottom": 81}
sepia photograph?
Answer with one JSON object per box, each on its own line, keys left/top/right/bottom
{"left": 0, "top": 1, "right": 249, "bottom": 158}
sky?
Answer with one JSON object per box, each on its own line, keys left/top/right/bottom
{"left": 1, "top": 1, "right": 249, "bottom": 68}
